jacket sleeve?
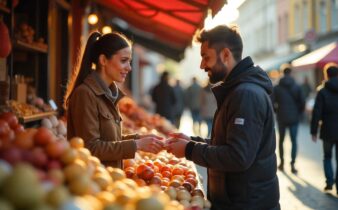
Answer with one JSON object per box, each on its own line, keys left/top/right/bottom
{"left": 310, "top": 91, "right": 323, "bottom": 135}
{"left": 190, "top": 136, "right": 210, "bottom": 144}
{"left": 189, "top": 88, "right": 266, "bottom": 172}
{"left": 122, "top": 133, "right": 139, "bottom": 140}
{"left": 271, "top": 86, "right": 278, "bottom": 112}
{"left": 69, "top": 87, "right": 136, "bottom": 161}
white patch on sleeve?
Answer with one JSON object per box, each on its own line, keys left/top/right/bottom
{"left": 234, "top": 118, "right": 245, "bottom": 125}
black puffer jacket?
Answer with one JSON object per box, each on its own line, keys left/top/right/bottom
{"left": 311, "top": 77, "right": 338, "bottom": 141}
{"left": 187, "top": 57, "right": 280, "bottom": 210}
{"left": 272, "top": 75, "right": 305, "bottom": 125}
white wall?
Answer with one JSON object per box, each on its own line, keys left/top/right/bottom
{"left": 237, "top": 0, "right": 278, "bottom": 61}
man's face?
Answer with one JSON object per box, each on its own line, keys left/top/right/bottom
{"left": 200, "top": 42, "right": 228, "bottom": 84}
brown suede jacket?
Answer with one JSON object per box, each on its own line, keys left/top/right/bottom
{"left": 67, "top": 72, "right": 137, "bottom": 168}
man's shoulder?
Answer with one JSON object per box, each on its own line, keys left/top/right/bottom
{"left": 235, "top": 82, "right": 266, "bottom": 95}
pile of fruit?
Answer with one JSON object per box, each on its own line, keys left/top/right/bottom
{"left": 0, "top": 112, "right": 209, "bottom": 210}
{"left": 7, "top": 98, "right": 54, "bottom": 118}
{"left": 118, "top": 97, "right": 176, "bottom": 135}
{"left": 41, "top": 115, "right": 67, "bottom": 141}
{"left": 123, "top": 151, "right": 211, "bottom": 209}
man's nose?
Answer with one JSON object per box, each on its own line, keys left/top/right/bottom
{"left": 200, "top": 60, "right": 205, "bottom": 69}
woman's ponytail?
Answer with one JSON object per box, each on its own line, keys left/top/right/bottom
{"left": 63, "top": 32, "right": 101, "bottom": 110}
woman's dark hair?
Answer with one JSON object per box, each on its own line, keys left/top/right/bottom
{"left": 64, "top": 31, "right": 132, "bottom": 109}
{"left": 195, "top": 25, "right": 243, "bottom": 62}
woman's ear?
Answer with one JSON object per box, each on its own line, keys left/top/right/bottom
{"left": 98, "top": 54, "right": 107, "bottom": 67}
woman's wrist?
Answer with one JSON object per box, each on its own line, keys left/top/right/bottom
{"left": 134, "top": 133, "right": 140, "bottom": 140}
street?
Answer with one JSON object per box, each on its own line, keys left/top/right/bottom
{"left": 179, "top": 111, "right": 338, "bottom": 210}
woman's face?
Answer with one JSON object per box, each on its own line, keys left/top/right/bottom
{"left": 102, "top": 46, "right": 132, "bottom": 84}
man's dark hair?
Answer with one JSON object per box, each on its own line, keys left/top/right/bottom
{"left": 324, "top": 63, "right": 338, "bottom": 79}
{"left": 195, "top": 25, "right": 243, "bottom": 62}
{"left": 280, "top": 63, "right": 292, "bottom": 75}
{"left": 160, "top": 71, "right": 169, "bottom": 82}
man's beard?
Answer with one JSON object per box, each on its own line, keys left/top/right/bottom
{"left": 208, "top": 59, "right": 228, "bottom": 84}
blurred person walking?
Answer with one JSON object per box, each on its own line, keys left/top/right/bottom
{"left": 301, "top": 76, "right": 312, "bottom": 100}
{"left": 166, "top": 25, "right": 280, "bottom": 210}
{"left": 272, "top": 64, "right": 305, "bottom": 173}
{"left": 172, "top": 79, "right": 185, "bottom": 129}
{"left": 200, "top": 83, "right": 217, "bottom": 137}
{"left": 151, "top": 71, "right": 176, "bottom": 123}
{"left": 185, "top": 77, "right": 202, "bottom": 135}
{"left": 310, "top": 63, "right": 338, "bottom": 194}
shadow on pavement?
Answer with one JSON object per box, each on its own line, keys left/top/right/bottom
{"left": 282, "top": 171, "right": 338, "bottom": 210}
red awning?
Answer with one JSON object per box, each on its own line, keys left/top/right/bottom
{"left": 292, "top": 42, "right": 338, "bottom": 70}
{"left": 96, "top": 0, "right": 225, "bottom": 50}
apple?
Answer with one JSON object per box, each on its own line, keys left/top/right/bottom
{"left": 135, "top": 196, "right": 164, "bottom": 210}
{"left": 149, "top": 175, "right": 162, "bottom": 186}
{"left": 0, "top": 112, "right": 18, "bottom": 129}
{"left": 140, "top": 168, "right": 154, "bottom": 180}
{"left": 30, "top": 147, "right": 48, "bottom": 168}
{"left": 34, "top": 127, "right": 54, "bottom": 146}
{"left": 0, "top": 147, "right": 22, "bottom": 165}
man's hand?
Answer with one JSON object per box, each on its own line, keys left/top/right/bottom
{"left": 168, "top": 132, "right": 190, "bottom": 141}
{"left": 311, "top": 135, "right": 317, "bottom": 143}
{"left": 165, "top": 137, "right": 189, "bottom": 158}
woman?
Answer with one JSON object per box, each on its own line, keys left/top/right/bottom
{"left": 64, "top": 32, "right": 164, "bottom": 168}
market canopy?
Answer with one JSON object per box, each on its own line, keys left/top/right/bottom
{"left": 292, "top": 42, "right": 338, "bottom": 70}
{"left": 96, "top": 0, "right": 226, "bottom": 61}
{"left": 257, "top": 51, "right": 306, "bottom": 72}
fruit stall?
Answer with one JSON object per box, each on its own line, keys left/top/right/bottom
{"left": 0, "top": 0, "right": 227, "bottom": 209}
{"left": 0, "top": 96, "right": 211, "bottom": 210}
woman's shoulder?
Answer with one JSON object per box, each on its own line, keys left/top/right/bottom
{"left": 71, "top": 83, "right": 96, "bottom": 101}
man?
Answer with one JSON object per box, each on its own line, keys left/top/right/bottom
{"left": 166, "top": 25, "right": 280, "bottom": 210}
{"left": 310, "top": 63, "right": 338, "bottom": 194}
{"left": 185, "top": 77, "right": 202, "bottom": 135}
{"left": 172, "top": 79, "right": 185, "bottom": 129}
{"left": 151, "top": 71, "right": 176, "bottom": 123}
{"left": 272, "top": 64, "right": 305, "bottom": 173}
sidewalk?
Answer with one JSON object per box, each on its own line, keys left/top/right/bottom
{"left": 178, "top": 111, "right": 338, "bottom": 210}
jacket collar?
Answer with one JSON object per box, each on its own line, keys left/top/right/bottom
{"left": 83, "top": 72, "right": 125, "bottom": 103}
{"left": 211, "top": 56, "right": 254, "bottom": 108}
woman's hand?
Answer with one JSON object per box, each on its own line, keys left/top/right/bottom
{"left": 136, "top": 135, "right": 165, "bottom": 154}
{"left": 138, "top": 133, "right": 163, "bottom": 140}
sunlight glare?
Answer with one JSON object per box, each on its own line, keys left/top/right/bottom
{"left": 204, "top": 0, "right": 245, "bottom": 30}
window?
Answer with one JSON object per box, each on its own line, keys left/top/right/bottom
{"left": 303, "top": 1, "right": 308, "bottom": 33}
{"left": 284, "top": 14, "right": 289, "bottom": 42}
{"left": 278, "top": 16, "right": 282, "bottom": 43}
{"left": 332, "top": 0, "right": 338, "bottom": 30}
{"left": 319, "top": 0, "right": 327, "bottom": 33}
{"left": 295, "top": 4, "right": 301, "bottom": 35}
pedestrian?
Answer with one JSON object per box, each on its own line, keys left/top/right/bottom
{"left": 166, "top": 25, "right": 280, "bottom": 210}
{"left": 64, "top": 32, "right": 164, "bottom": 169}
{"left": 185, "top": 77, "right": 202, "bottom": 135}
{"left": 301, "top": 76, "right": 312, "bottom": 100}
{"left": 272, "top": 64, "right": 305, "bottom": 173}
{"left": 172, "top": 79, "right": 185, "bottom": 129}
{"left": 200, "top": 82, "right": 217, "bottom": 137}
{"left": 151, "top": 71, "right": 177, "bottom": 124}
{"left": 310, "top": 63, "right": 338, "bottom": 194}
